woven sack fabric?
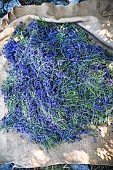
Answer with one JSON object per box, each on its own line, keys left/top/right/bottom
{"left": 0, "top": 0, "right": 113, "bottom": 168}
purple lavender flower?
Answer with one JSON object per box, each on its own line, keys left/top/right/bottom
{"left": 0, "top": 20, "right": 113, "bottom": 148}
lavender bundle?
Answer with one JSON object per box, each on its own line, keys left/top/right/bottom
{"left": 0, "top": 20, "right": 113, "bottom": 148}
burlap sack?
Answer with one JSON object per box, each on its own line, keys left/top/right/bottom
{"left": 0, "top": 0, "right": 113, "bottom": 168}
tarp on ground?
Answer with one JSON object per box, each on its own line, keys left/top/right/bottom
{"left": 0, "top": 0, "right": 113, "bottom": 168}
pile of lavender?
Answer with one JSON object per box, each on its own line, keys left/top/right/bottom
{"left": 0, "top": 20, "right": 113, "bottom": 148}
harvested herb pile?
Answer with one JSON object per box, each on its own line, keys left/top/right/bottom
{"left": 0, "top": 20, "right": 113, "bottom": 148}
